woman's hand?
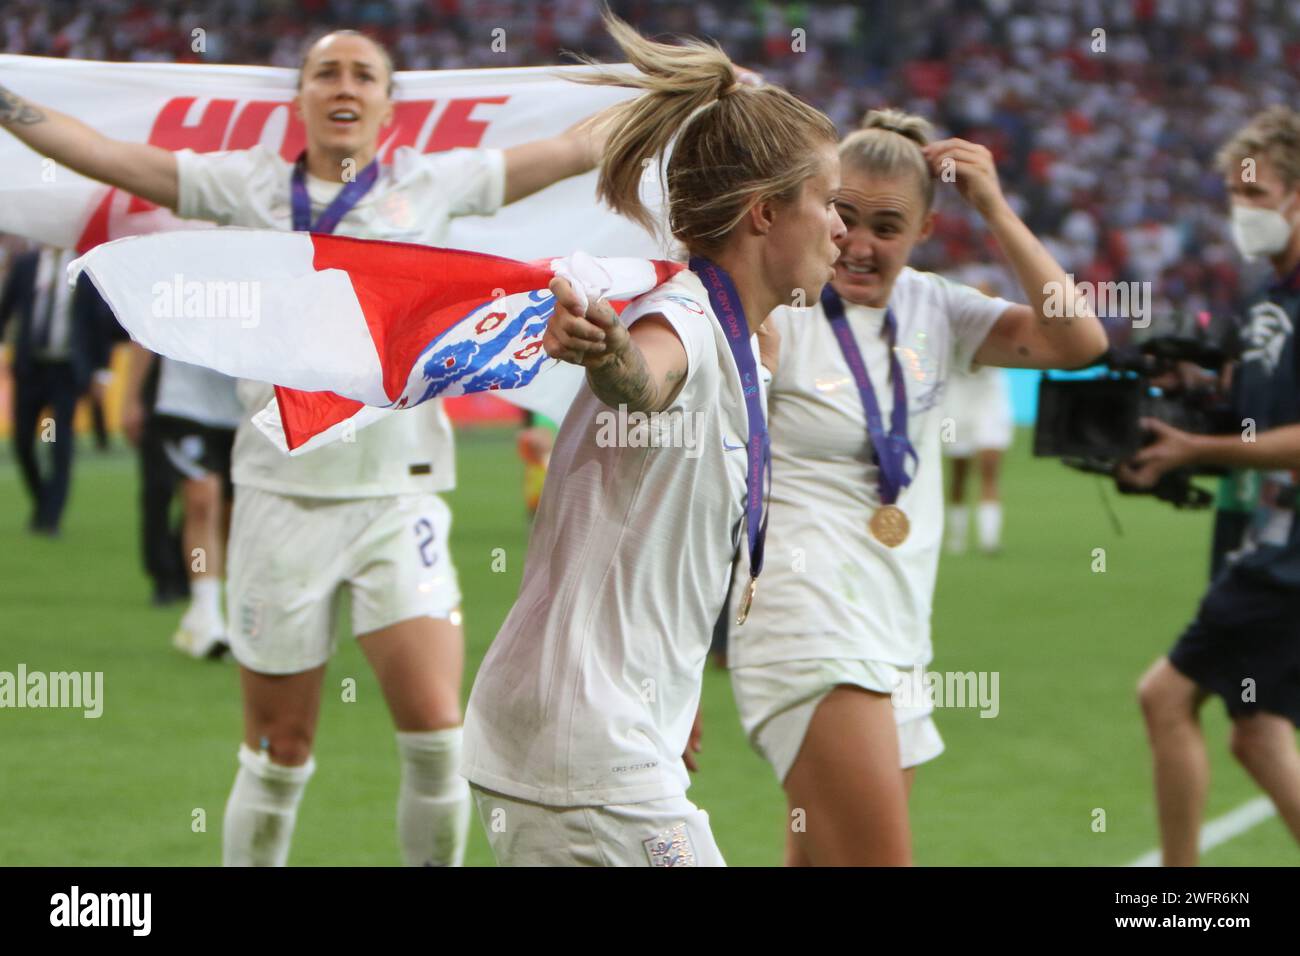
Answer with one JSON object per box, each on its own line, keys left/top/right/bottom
{"left": 545, "top": 276, "right": 690, "bottom": 414}
{"left": 542, "top": 275, "right": 627, "bottom": 369}
{"left": 921, "top": 138, "right": 1007, "bottom": 218}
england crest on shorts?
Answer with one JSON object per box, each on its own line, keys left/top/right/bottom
{"left": 642, "top": 821, "right": 697, "bottom": 867}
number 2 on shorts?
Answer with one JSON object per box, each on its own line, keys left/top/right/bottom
{"left": 414, "top": 517, "right": 437, "bottom": 568}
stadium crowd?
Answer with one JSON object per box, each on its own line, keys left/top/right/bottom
{"left": 3, "top": 0, "right": 1300, "bottom": 317}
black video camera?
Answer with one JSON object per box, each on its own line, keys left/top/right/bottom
{"left": 1031, "top": 312, "right": 1240, "bottom": 508}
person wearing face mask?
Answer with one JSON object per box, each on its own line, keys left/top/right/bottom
{"left": 724, "top": 109, "right": 1109, "bottom": 866}
{"left": 1126, "top": 105, "right": 1300, "bottom": 866}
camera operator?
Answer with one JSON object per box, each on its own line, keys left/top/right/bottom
{"left": 1149, "top": 354, "right": 1251, "bottom": 579}
{"left": 1122, "top": 107, "right": 1300, "bottom": 865}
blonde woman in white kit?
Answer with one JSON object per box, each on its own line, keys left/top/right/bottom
{"left": 462, "top": 13, "right": 845, "bottom": 867}
{"left": 727, "top": 109, "right": 1109, "bottom": 865}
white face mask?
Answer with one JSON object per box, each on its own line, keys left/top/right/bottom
{"left": 1230, "top": 195, "right": 1296, "bottom": 259}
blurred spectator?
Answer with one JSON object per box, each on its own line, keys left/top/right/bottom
{"left": 0, "top": 246, "right": 113, "bottom": 534}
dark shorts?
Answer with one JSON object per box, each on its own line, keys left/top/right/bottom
{"left": 151, "top": 414, "right": 235, "bottom": 500}
{"left": 1169, "top": 571, "right": 1300, "bottom": 726}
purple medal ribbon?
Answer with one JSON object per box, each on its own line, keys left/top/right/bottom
{"left": 690, "top": 256, "right": 771, "bottom": 581}
{"left": 290, "top": 151, "right": 380, "bottom": 233}
{"left": 820, "top": 284, "right": 918, "bottom": 504}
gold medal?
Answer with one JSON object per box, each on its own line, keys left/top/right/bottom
{"left": 869, "top": 504, "right": 909, "bottom": 547}
{"left": 735, "top": 577, "right": 758, "bottom": 626}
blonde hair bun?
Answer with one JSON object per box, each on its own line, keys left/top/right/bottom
{"left": 840, "top": 108, "right": 936, "bottom": 211}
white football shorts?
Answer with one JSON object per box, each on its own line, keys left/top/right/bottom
{"left": 943, "top": 369, "right": 1013, "bottom": 458}
{"left": 471, "top": 787, "right": 726, "bottom": 867}
{"left": 226, "top": 487, "right": 461, "bottom": 674}
{"left": 730, "top": 658, "right": 945, "bottom": 783}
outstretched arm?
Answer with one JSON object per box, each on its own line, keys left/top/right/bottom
{"left": 501, "top": 108, "right": 610, "bottom": 206}
{"left": 0, "top": 82, "right": 179, "bottom": 210}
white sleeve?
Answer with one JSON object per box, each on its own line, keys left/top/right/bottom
{"left": 618, "top": 290, "right": 716, "bottom": 409}
{"left": 398, "top": 147, "right": 506, "bottom": 219}
{"left": 937, "top": 274, "right": 1015, "bottom": 373}
{"left": 175, "top": 145, "right": 282, "bottom": 225}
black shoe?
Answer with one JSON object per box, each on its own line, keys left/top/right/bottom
{"left": 28, "top": 517, "right": 60, "bottom": 538}
{"left": 152, "top": 583, "right": 188, "bottom": 607}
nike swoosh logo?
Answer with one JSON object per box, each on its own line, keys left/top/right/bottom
{"left": 722, "top": 439, "right": 746, "bottom": 452}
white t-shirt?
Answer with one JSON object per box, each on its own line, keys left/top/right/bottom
{"left": 31, "top": 248, "right": 75, "bottom": 360}
{"left": 727, "top": 267, "right": 1010, "bottom": 669}
{"left": 462, "top": 268, "right": 766, "bottom": 807}
{"left": 175, "top": 144, "right": 506, "bottom": 498}
{"left": 154, "top": 358, "right": 243, "bottom": 429}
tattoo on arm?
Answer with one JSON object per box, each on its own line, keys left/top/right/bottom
{"left": 0, "top": 85, "right": 45, "bottom": 126}
{"left": 587, "top": 344, "right": 661, "bottom": 413}
{"left": 660, "top": 368, "right": 688, "bottom": 405}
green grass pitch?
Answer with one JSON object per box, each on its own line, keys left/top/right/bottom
{"left": 0, "top": 427, "right": 1295, "bottom": 865}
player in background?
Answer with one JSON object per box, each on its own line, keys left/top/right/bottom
{"left": 516, "top": 411, "right": 555, "bottom": 518}
{"left": 0, "top": 28, "right": 612, "bottom": 866}
{"left": 943, "top": 365, "right": 1013, "bottom": 554}
{"left": 462, "top": 12, "right": 843, "bottom": 866}
{"left": 726, "top": 109, "right": 1107, "bottom": 865}
{"left": 121, "top": 347, "right": 239, "bottom": 658}
{"left": 1127, "top": 106, "right": 1300, "bottom": 864}
{"left": 941, "top": 274, "right": 1016, "bottom": 554}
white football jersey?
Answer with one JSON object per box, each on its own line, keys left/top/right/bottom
{"left": 462, "top": 268, "right": 766, "bottom": 807}
{"left": 726, "top": 267, "right": 1010, "bottom": 669}
{"left": 154, "top": 358, "right": 242, "bottom": 429}
{"left": 176, "top": 144, "right": 506, "bottom": 497}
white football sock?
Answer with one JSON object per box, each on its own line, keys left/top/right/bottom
{"left": 977, "top": 501, "right": 1003, "bottom": 552}
{"left": 223, "top": 744, "right": 315, "bottom": 866}
{"left": 946, "top": 505, "right": 969, "bottom": 554}
{"left": 396, "top": 728, "right": 470, "bottom": 867}
{"left": 184, "top": 577, "right": 224, "bottom": 632}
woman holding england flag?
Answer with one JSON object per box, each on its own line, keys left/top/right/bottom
{"left": 460, "top": 13, "right": 846, "bottom": 866}
{"left": 726, "top": 110, "right": 1110, "bottom": 865}
{"left": 0, "top": 29, "right": 614, "bottom": 867}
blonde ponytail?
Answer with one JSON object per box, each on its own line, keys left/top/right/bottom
{"left": 573, "top": 11, "right": 838, "bottom": 255}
